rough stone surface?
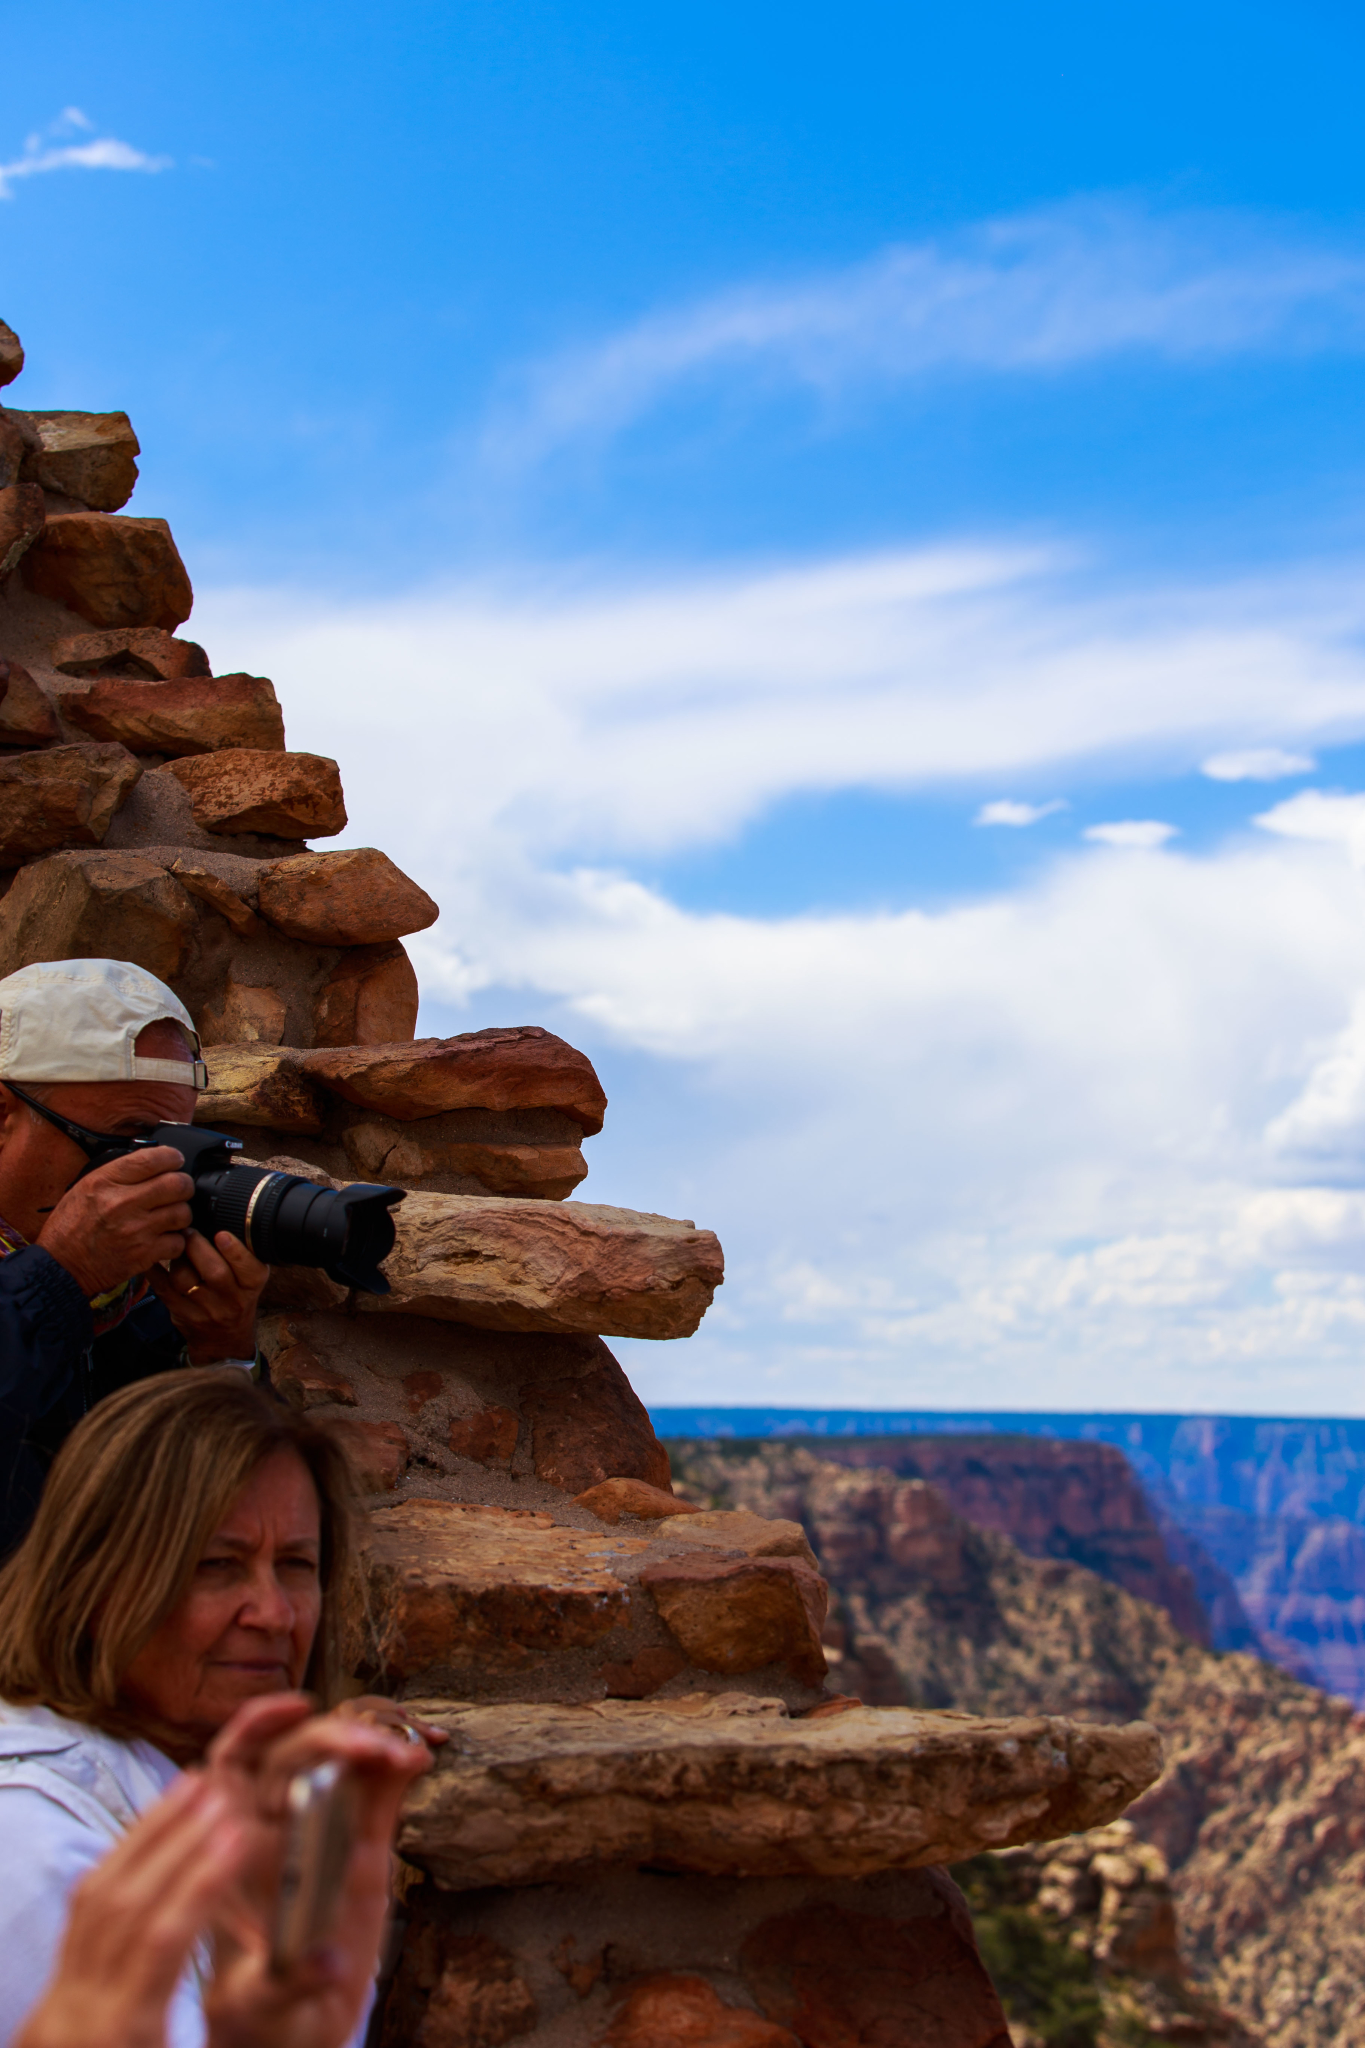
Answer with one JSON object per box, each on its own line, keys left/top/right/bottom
{"left": 0, "top": 742, "right": 141, "bottom": 862}
{"left": 305, "top": 1027, "right": 606, "bottom": 1133}
{"left": 64, "top": 674, "right": 285, "bottom": 757}
{"left": 272, "top": 1343, "right": 358, "bottom": 1409}
{"left": 448, "top": 1406, "right": 520, "bottom": 1467}
{"left": 168, "top": 860, "right": 262, "bottom": 936}
{"left": 0, "top": 481, "right": 44, "bottom": 579}
{"left": 14, "top": 409, "right": 140, "bottom": 509}
{"left": 640, "top": 1555, "right": 829, "bottom": 1686}
{"left": 0, "top": 661, "right": 57, "bottom": 746}
{"left": 0, "top": 849, "right": 197, "bottom": 981}
{"left": 578, "top": 1478, "right": 696, "bottom": 1524}
{"left": 342, "top": 1120, "right": 587, "bottom": 1201}
{"left": 361, "top": 1192, "right": 724, "bottom": 1340}
{"left": 521, "top": 1356, "right": 675, "bottom": 1492}
{"left": 0, "top": 322, "right": 22, "bottom": 385}
{"left": 166, "top": 749, "right": 345, "bottom": 837}
{"left": 334, "top": 1416, "right": 410, "bottom": 1491}
{"left": 602, "top": 1976, "right": 799, "bottom": 2047}
{"left": 312, "top": 942, "right": 418, "bottom": 1047}
{"left": 22, "top": 512, "right": 194, "bottom": 629}
{"left": 379, "top": 1867, "right": 1012, "bottom": 2048}
{"left": 51, "top": 627, "right": 211, "bottom": 680}
{"left": 256, "top": 847, "right": 438, "bottom": 944}
{"left": 395, "top": 1692, "right": 1164, "bottom": 1890}
{"left": 0, "top": 413, "right": 26, "bottom": 493}
{"left": 362, "top": 1499, "right": 641, "bottom": 1683}
{"left": 195, "top": 1044, "right": 326, "bottom": 1132}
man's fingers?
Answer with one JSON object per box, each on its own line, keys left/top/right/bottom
{"left": 182, "top": 1229, "right": 234, "bottom": 1289}
{"left": 96, "top": 1147, "right": 194, "bottom": 1186}
{"left": 212, "top": 1230, "right": 271, "bottom": 1287}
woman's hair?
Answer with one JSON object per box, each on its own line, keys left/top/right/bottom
{"left": 0, "top": 1369, "right": 360, "bottom": 1744}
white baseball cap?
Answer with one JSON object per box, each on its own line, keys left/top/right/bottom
{"left": 0, "top": 959, "right": 208, "bottom": 1089}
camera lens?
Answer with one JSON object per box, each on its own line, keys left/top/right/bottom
{"left": 191, "top": 1165, "right": 405, "bottom": 1294}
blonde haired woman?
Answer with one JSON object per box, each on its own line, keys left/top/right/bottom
{"left": 0, "top": 1370, "right": 431, "bottom": 2048}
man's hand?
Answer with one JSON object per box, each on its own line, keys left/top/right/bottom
{"left": 149, "top": 1229, "right": 270, "bottom": 1364}
{"left": 36, "top": 1146, "right": 194, "bottom": 1299}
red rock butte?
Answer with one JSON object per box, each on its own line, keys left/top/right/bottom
{"left": 0, "top": 313, "right": 1162, "bottom": 2045}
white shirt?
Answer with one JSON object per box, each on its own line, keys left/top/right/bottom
{"left": 0, "top": 1701, "right": 372, "bottom": 2048}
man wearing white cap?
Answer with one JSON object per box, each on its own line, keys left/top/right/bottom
{"left": 0, "top": 959, "right": 268, "bottom": 1552}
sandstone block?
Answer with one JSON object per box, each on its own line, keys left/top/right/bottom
{"left": 403, "top": 1371, "right": 445, "bottom": 1413}
{"left": 193, "top": 1045, "right": 325, "bottom": 1133}
{"left": 641, "top": 1555, "right": 829, "bottom": 1686}
{"left": 313, "top": 943, "right": 419, "bottom": 1047}
{"left": 0, "top": 743, "right": 141, "bottom": 863}
{"left": 577, "top": 1478, "right": 697, "bottom": 1524}
{"left": 520, "top": 1352, "right": 674, "bottom": 1492}
{"left": 740, "top": 1898, "right": 1013, "bottom": 2048}
{"left": 257, "top": 848, "right": 438, "bottom": 945}
{"left": 168, "top": 860, "right": 262, "bottom": 936}
{"left": 64, "top": 674, "right": 284, "bottom": 756}
{"left": 335, "top": 1417, "right": 410, "bottom": 1491}
{"left": 0, "top": 850, "right": 197, "bottom": 981}
{"left": 15, "top": 409, "right": 140, "bottom": 510}
{"left": 0, "top": 413, "right": 28, "bottom": 490}
{"left": 305, "top": 1027, "right": 606, "bottom": 1133}
{"left": 341, "top": 1121, "right": 587, "bottom": 1201}
{"left": 604, "top": 1975, "right": 799, "bottom": 2048}
{"left": 52, "top": 627, "right": 211, "bottom": 680}
{"left": 0, "top": 662, "right": 57, "bottom": 747}
{"left": 401, "top": 1934, "right": 537, "bottom": 2048}
{"left": 655, "top": 1512, "right": 817, "bottom": 1567}
{"left": 0, "top": 480, "right": 44, "bottom": 578}
{"left": 272, "top": 1344, "right": 358, "bottom": 1409}
{"left": 363, "top": 1498, "right": 640, "bottom": 1681}
{"left": 166, "top": 749, "right": 345, "bottom": 837}
{"left": 199, "top": 977, "right": 287, "bottom": 1046}
{"left": 601, "top": 1646, "right": 689, "bottom": 1700}
{"left": 22, "top": 512, "right": 193, "bottom": 630}
{"left": 365, "top": 1192, "right": 723, "bottom": 1340}
{"left": 448, "top": 1406, "right": 519, "bottom": 1468}
{"left": 0, "top": 322, "right": 22, "bottom": 385}
{"left": 396, "top": 1694, "right": 1165, "bottom": 1890}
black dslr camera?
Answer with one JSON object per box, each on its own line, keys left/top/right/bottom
{"left": 140, "top": 1125, "right": 406, "bottom": 1295}
{"left": 9, "top": 1085, "right": 404, "bottom": 1294}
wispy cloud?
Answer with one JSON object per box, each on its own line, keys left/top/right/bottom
{"left": 488, "top": 196, "right": 1365, "bottom": 464}
{"left": 975, "top": 798, "right": 1067, "bottom": 827}
{"left": 1084, "top": 819, "right": 1179, "bottom": 850}
{"left": 0, "top": 108, "right": 171, "bottom": 202}
{"left": 1203, "top": 746, "right": 1316, "bottom": 782}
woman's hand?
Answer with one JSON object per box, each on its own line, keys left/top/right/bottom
{"left": 13, "top": 1771, "right": 248, "bottom": 2048}
{"left": 202, "top": 1696, "right": 431, "bottom": 2048}
{"left": 334, "top": 1694, "right": 448, "bottom": 1749}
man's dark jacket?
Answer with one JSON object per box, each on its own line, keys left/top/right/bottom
{"left": 0, "top": 1245, "right": 183, "bottom": 1555}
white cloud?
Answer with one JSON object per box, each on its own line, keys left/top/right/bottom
{"left": 1254, "top": 790, "right": 1365, "bottom": 866}
{"left": 199, "top": 544, "right": 1365, "bottom": 866}
{"left": 975, "top": 798, "right": 1066, "bottom": 826}
{"left": 0, "top": 112, "right": 170, "bottom": 201}
{"left": 1084, "top": 820, "right": 1179, "bottom": 850}
{"left": 489, "top": 197, "right": 1365, "bottom": 463}
{"left": 1203, "top": 746, "right": 1316, "bottom": 781}
{"left": 191, "top": 542, "right": 1365, "bottom": 1412}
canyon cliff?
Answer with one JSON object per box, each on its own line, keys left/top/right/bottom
{"left": 670, "top": 1438, "right": 1365, "bottom": 2048}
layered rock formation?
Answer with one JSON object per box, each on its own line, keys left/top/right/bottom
{"left": 0, "top": 318, "right": 1166, "bottom": 2045}
{"left": 671, "top": 1438, "right": 1365, "bottom": 2048}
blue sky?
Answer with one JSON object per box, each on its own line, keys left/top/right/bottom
{"left": 10, "top": 1, "right": 1365, "bottom": 1411}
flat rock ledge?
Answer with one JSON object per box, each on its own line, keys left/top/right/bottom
{"left": 396, "top": 1692, "right": 1162, "bottom": 1891}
